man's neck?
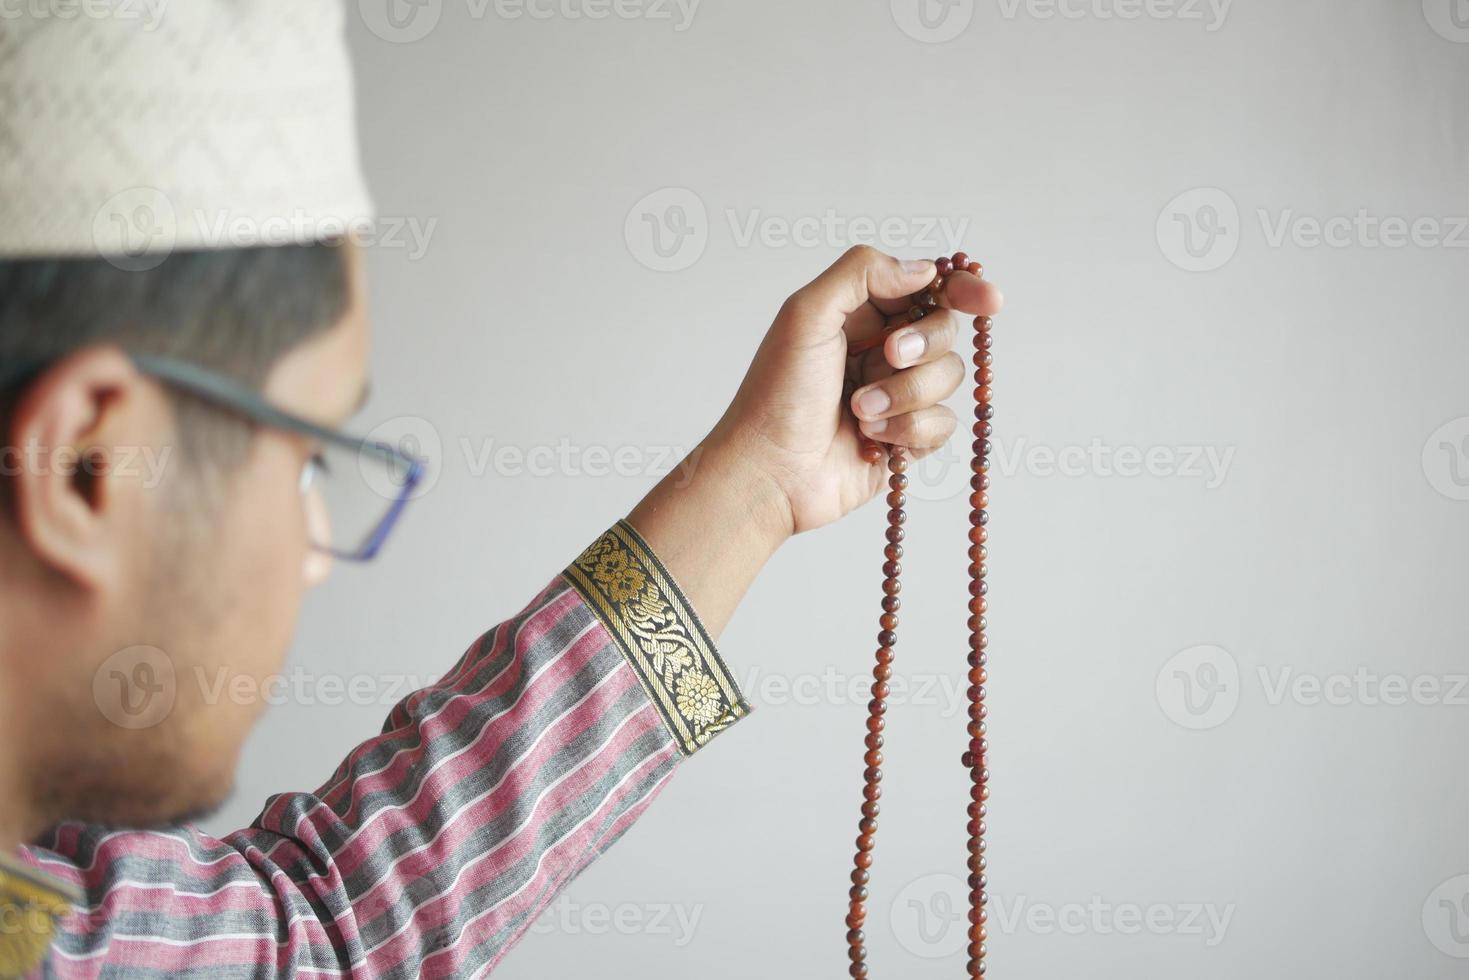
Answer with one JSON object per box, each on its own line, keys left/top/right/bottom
{"left": 0, "top": 788, "right": 22, "bottom": 855}
{"left": 0, "top": 809, "right": 23, "bottom": 856}
{"left": 0, "top": 711, "right": 30, "bottom": 855}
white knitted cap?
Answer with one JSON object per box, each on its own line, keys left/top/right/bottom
{"left": 0, "top": 0, "right": 375, "bottom": 262}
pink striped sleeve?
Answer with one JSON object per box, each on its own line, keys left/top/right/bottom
{"left": 18, "top": 521, "right": 750, "bottom": 978}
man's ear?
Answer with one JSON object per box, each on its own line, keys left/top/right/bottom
{"left": 6, "top": 345, "right": 172, "bottom": 590}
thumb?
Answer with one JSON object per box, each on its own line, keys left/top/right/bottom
{"left": 784, "top": 245, "right": 936, "bottom": 342}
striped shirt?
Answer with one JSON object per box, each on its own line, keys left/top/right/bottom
{"left": 7, "top": 521, "right": 750, "bottom": 978}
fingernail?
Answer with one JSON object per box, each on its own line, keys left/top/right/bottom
{"left": 865, "top": 418, "right": 888, "bottom": 434}
{"left": 857, "top": 388, "right": 891, "bottom": 419}
{"left": 894, "top": 331, "right": 926, "bottom": 365}
{"left": 901, "top": 258, "right": 933, "bottom": 275}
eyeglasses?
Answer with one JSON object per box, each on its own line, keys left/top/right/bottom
{"left": 1, "top": 352, "right": 426, "bottom": 562}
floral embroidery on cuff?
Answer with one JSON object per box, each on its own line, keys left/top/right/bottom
{"left": 0, "top": 852, "right": 80, "bottom": 977}
{"left": 562, "top": 520, "right": 750, "bottom": 755}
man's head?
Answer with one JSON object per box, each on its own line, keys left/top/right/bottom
{"left": 0, "top": 0, "right": 379, "bottom": 848}
{"left": 0, "top": 242, "right": 370, "bottom": 839}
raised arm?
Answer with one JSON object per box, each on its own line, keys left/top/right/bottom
{"left": 23, "top": 523, "right": 747, "bottom": 978}
{"left": 15, "top": 246, "right": 1001, "bottom": 978}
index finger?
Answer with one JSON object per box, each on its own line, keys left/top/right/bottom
{"left": 785, "top": 245, "right": 937, "bottom": 346}
{"left": 934, "top": 269, "right": 1005, "bottom": 318}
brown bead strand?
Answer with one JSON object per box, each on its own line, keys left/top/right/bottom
{"left": 846, "top": 253, "right": 992, "bottom": 979}
{"left": 844, "top": 446, "right": 907, "bottom": 978}
{"left": 966, "top": 306, "right": 992, "bottom": 978}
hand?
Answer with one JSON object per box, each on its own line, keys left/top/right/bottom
{"left": 707, "top": 245, "right": 1005, "bottom": 535}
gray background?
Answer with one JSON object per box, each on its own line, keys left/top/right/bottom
{"left": 201, "top": 1, "right": 1469, "bottom": 976}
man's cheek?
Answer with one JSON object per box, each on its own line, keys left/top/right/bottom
{"left": 242, "top": 455, "right": 313, "bottom": 596}
{"left": 219, "top": 459, "right": 310, "bottom": 721}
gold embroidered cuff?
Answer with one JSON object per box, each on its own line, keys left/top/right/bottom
{"left": 0, "top": 852, "right": 80, "bottom": 978}
{"left": 563, "top": 520, "right": 750, "bottom": 756}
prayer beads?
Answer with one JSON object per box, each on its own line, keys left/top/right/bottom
{"left": 846, "top": 252, "right": 993, "bottom": 978}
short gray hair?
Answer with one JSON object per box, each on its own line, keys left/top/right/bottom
{"left": 0, "top": 243, "right": 351, "bottom": 502}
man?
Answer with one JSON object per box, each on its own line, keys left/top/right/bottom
{"left": 0, "top": 3, "right": 1002, "bottom": 977}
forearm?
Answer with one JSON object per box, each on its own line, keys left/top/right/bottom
{"left": 625, "top": 431, "right": 792, "bottom": 640}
